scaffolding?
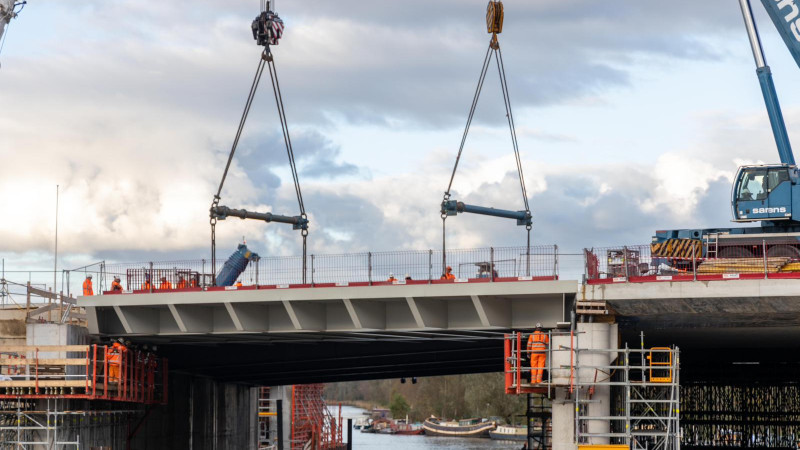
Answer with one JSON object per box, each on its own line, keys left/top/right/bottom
{"left": 0, "top": 345, "right": 167, "bottom": 449}
{"left": 504, "top": 331, "right": 681, "bottom": 450}
{"left": 258, "top": 387, "right": 279, "bottom": 450}
{"left": 290, "top": 384, "right": 342, "bottom": 450}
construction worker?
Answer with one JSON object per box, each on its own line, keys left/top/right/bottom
{"left": 82, "top": 275, "right": 93, "bottom": 296}
{"left": 235, "top": 280, "right": 243, "bottom": 287}
{"left": 190, "top": 275, "right": 199, "bottom": 288}
{"left": 106, "top": 338, "right": 127, "bottom": 383}
{"left": 140, "top": 274, "right": 152, "bottom": 291}
{"left": 405, "top": 274, "right": 412, "bottom": 281}
{"left": 441, "top": 266, "right": 456, "bottom": 280}
{"left": 177, "top": 276, "right": 187, "bottom": 289}
{"left": 527, "top": 323, "right": 549, "bottom": 383}
{"left": 158, "top": 276, "right": 172, "bottom": 290}
{"left": 387, "top": 273, "right": 397, "bottom": 282}
{"left": 111, "top": 276, "right": 123, "bottom": 292}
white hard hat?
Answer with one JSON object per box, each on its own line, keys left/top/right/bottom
{"left": 535, "top": 322, "right": 542, "bottom": 328}
{"left": 87, "top": 274, "right": 92, "bottom": 279}
{"left": 389, "top": 273, "right": 394, "bottom": 277}
{"left": 404, "top": 274, "right": 410, "bottom": 278}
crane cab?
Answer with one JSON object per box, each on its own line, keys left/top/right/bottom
{"left": 732, "top": 164, "right": 799, "bottom": 222}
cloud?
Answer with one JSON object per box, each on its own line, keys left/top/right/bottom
{"left": 0, "top": 0, "right": 789, "bottom": 284}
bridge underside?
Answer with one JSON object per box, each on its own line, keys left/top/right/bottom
{"left": 141, "top": 330, "right": 508, "bottom": 385}
{"left": 80, "top": 281, "right": 574, "bottom": 385}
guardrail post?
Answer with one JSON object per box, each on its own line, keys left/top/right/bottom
{"left": 149, "top": 262, "right": 154, "bottom": 293}
{"left": 763, "top": 239, "right": 768, "bottom": 279}
{"left": 311, "top": 254, "right": 315, "bottom": 286}
{"left": 623, "top": 246, "right": 629, "bottom": 281}
{"left": 554, "top": 244, "right": 559, "bottom": 279}
{"left": 368, "top": 252, "right": 372, "bottom": 286}
{"left": 201, "top": 259, "right": 206, "bottom": 288}
{"left": 428, "top": 250, "right": 433, "bottom": 283}
{"left": 255, "top": 257, "right": 260, "bottom": 287}
{"left": 490, "top": 247, "right": 495, "bottom": 282}
{"left": 693, "top": 253, "right": 697, "bottom": 281}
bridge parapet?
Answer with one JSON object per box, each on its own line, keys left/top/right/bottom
{"left": 85, "top": 245, "right": 559, "bottom": 295}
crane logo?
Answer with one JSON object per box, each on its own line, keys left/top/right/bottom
{"left": 753, "top": 207, "right": 787, "bottom": 214}
{"left": 771, "top": 0, "right": 800, "bottom": 40}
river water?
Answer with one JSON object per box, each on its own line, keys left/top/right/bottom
{"left": 338, "top": 406, "right": 526, "bottom": 450}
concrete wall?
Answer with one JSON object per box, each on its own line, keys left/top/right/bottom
{"left": 129, "top": 373, "right": 258, "bottom": 450}
{"left": 0, "top": 308, "right": 27, "bottom": 346}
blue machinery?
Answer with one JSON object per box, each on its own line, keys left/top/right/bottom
{"left": 441, "top": 1, "right": 533, "bottom": 276}
{"left": 215, "top": 244, "right": 260, "bottom": 287}
{"left": 209, "top": 1, "right": 309, "bottom": 284}
{"left": 654, "top": 0, "right": 800, "bottom": 258}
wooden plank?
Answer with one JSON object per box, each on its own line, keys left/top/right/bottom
{"left": 28, "top": 303, "right": 59, "bottom": 317}
{"left": 0, "top": 380, "right": 92, "bottom": 388}
{"left": 60, "top": 296, "right": 77, "bottom": 305}
{"left": 27, "top": 286, "right": 58, "bottom": 300}
{"left": 0, "top": 346, "right": 89, "bottom": 353}
{"left": 0, "top": 358, "right": 87, "bottom": 366}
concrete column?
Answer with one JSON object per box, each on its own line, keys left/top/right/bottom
{"left": 579, "top": 322, "right": 616, "bottom": 445}
{"left": 551, "top": 389, "right": 576, "bottom": 450}
{"left": 548, "top": 322, "right": 617, "bottom": 449}
{"left": 271, "top": 385, "right": 293, "bottom": 450}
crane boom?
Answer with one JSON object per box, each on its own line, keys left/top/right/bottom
{"left": 739, "top": 0, "right": 796, "bottom": 165}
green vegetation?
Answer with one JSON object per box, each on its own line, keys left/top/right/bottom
{"left": 325, "top": 372, "right": 527, "bottom": 423}
{"left": 389, "top": 392, "right": 410, "bottom": 419}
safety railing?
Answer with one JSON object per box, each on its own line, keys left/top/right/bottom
{"left": 584, "top": 241, "right": 800, "bottom": 284}
{"left": 92, "top": 245, "right": 559, "bottom": 294}
{"left": 0, "top": 345, "right": 167, "bottom": 404}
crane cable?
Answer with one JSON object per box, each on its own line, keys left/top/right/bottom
{"left": 441, "top": 3, "right": 532, "bottom": 276}
{"left": 210, "top": 47, "right": 308, "bottom": 283}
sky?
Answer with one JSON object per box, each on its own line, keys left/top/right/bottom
{"left": 2, "top": 0, "right": 800, "bottom": 287}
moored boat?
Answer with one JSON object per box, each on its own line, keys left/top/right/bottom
{"left": 392, "top": 422, "right": 423, "bottom": 435}
{"left": 489, "top": 425, "right": 527, "bottom": 441}
{"left": 422, "top": 417, "right": 496, "bottom": 438}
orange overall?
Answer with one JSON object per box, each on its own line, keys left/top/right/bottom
{"left": 527, "top": 330, "right": 549, "bottom": 383}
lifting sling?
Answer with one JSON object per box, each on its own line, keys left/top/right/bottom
{"left": 441, "top": 1, "right": 532, "bottom": 277}
{"left": 210, "top": 2, "right": 309, "bottom": 284}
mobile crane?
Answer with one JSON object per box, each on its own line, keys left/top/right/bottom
{"left": 652, "top": 0, "right": 800, "bottom": 261}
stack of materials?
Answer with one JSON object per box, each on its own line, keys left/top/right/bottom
{"left": 696, "top": 257, "right": 790, "bottom": 274}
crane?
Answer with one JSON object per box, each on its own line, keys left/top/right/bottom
{"left": 0, "top": 1, "right": 24, "bottom": 62}
{"left": 209, "top": 1, "right": 309, "bottom": 285}
{"left": 652, "top": 0, "right": 800, "bottom": 262}
{"left": 441, "top": 1, "right": 533, "bottom": 276}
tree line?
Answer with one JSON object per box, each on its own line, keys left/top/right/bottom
{"left": 325, "top": 372, "right": 528, "bottom": 424}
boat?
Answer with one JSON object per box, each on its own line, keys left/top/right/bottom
{"left": 421, "top": 417, "right": 496, "bottom": 438}
{"left": 352, "top": 417, "right": 371, "bottom": 430}
{"left": 489, "top": 425, "right": 527, "bottom": 441}
{"left": 392, "top": 422, "right": 423, "bottom": 435}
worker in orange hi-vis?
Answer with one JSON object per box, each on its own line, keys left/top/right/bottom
{"left": 158, "top": 277, "right": 172, "bottom": 290}
{"left": 82, "top": 275, "right": 94, "bottom": 296}
{"left": 106, "top": 339, "right": 127, "bottom": 383}
{"left": 190, "top": 275, "right": 199, "bottom": 288}
{"left": 441, "top": 266, "right": 456, "bottom": 280}
{"left": 527, "top": 323, "right": 549, "bottom": 383}
{"left": 141, "top": 274, "right": 152, "bottom": 291}
{"left": 235, "top": 280, "right": 243, "bottom": 287}
{"left": 177, "top": 276, "right": 187, "bottom": 289}
{"left": 111, "top": 277, "right": 123, "bottom": 292}
{"left": 387, "top": 273, "right": 397, "bottom": 283}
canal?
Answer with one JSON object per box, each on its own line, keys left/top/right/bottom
{"left": 340, "top": 406, "right": 525, "bottom": 450}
